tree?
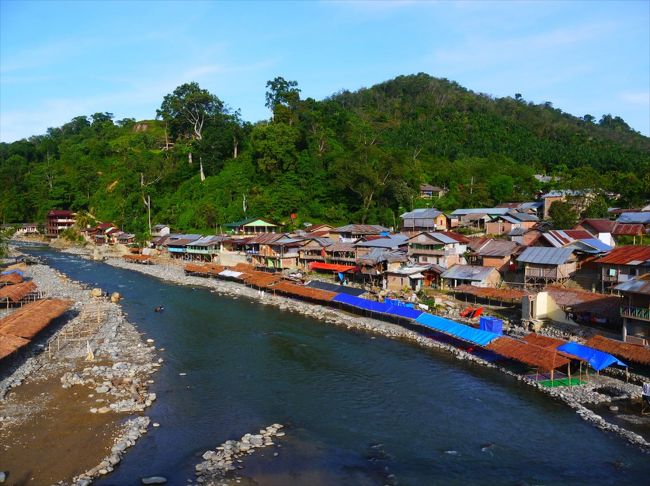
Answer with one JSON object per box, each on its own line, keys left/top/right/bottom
{"left": 157, "top": 83, "right": 225, "bottom": 172}
{"left": 488, "top": 174, "right": 514, "bottom": 203}
{"left": 548, "top": 200, "right": 578, "bottom": 229}
{"left": 265, "top": 77, "right": 301, "bottom": 124}
{"left": 583, "top": 195, "right": 609, "bottom": 218}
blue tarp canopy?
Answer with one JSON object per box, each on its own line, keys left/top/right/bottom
{"left": 333, "top": 294, "right": 422, "bottom": 319}
{"left": 557, "top": 342, "right": 627, "bottom": 371}
{"left": 415, "top": 313, "right": 500, "bottom": 346}
{"left": 479, "top": 316, "right": 503, "bottom": 335}
{"left": 1, "top": 269, "right": 24, "bottom": 277}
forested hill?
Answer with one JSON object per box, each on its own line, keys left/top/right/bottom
{"left": 1, "top": 73, "right": 649, "bottom": 235}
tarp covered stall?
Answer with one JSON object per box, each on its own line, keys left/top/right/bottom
{"left": 415, "top": 313, "right": 500, "bottom": 346}
{"left": 584, "top": 335, "right": 650, "bottom": 366}
{"left": 486, "top": 337, "right": 570, "bottom": 372}
{"left": 557, "top": 342, "right": 627, "bottom": 371}
{"left": 307, "top": 280, "right": 366, "bottom": 296}
{"left": 332, "top": 294, "right": 423, "bottom": 320}
{"left": 308, "top": 262, "right": 356, "bottom": 273}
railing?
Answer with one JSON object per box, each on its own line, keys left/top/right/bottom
{"left": 621, "top": 306, "right": 650, "bottom": 322}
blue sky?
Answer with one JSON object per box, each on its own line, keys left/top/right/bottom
{"left": 1, "top": 0, "right": 649, "bottom": 142}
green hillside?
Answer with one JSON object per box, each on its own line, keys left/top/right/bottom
{"left": 1, "top": 73, "right": 649, "bottom": 235}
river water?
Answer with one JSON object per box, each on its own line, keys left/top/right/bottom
{"left": 25, "top": 248, "right": 650, "bottom": 485}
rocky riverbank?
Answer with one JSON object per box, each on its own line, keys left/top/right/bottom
{"left": 98, "top": 255, "right": 650, "bottom": 452}
{"left": 194, "top": 424, "right": 286, "bottom": 485}
{"left": 0, "top": 253, "right": 160, "bottom": 485}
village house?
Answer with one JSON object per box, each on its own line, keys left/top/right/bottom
{"left": 576, "top": 218, "right": 644, "bottom": 246}
{"left": 163, "top": 234, "right": 202, "bottom": 260}
{"left": 301, "top": 223, "right": 335, "bottom": 238}
{"left": 116, "top": 232, "right": 136, "bottom": 245}
{"left": 517, "top": 247, "right": 578, "bottom": 287}
{"left": 419, "top": 184, "right": 447, "bottom": 199}
{"left": 297, "top": 237, "right": 333, "bottom": 267}
{"left": 186, "top": 235, "right": 225, "bottom": 262}
{"left": 356, "top": 249, "right": 408, "bottom": 287}
{"left": 614, "top": 273, "right": 650, "bottom": 342}
{"left": 440, "top": 265, "right": 501, "bottom": 289}
{"left": 406, "top": 232, "right": 467, "bottom": 268}
{"left": 450, "top": 207, "right": 512, "bottom": 231}
{"left": 247, "top": 234, "right": 305, "bottom": 270}
{"left": 152, "top": 224, "right": 171, "bottom": 238}
{"left": 46, "top": 210, "right": 75, "bottom": 238}
{"left": 508, "top": 228, "right": 542, "bottom": 246}
{"left": 385, "top": 264, "right": 435, "bottom": 292}
{"left": 595, "top": 245, "right": 650, "bottom": 293}
{"left": 224, "top": 217, "right": 279, "bottom": 235}
{"left": 541, "top": 190, "right": 592, "bottom": 220}
{"left": 331, "top": 224, "right": 390, "bottom": 243}
{"left": 400, "top": 208, "right": 450, "bottom": 234}
{"left": 355, "top": 235, "right": 409, "bottom": 258}
{"left": 485, "top": 211, "right": 539, "bottom": 236}
{"left": 467, "top": 239, "right": 521, "bottom": 273}
{"left": 14, "top": 223, "right": 39, "bottom": 236}
{"left": 323, "top": 242, "right": 357, "bottom": 267}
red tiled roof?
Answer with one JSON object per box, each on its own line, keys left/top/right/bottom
{"left": 613, "top": 224, "right": 645, "bottom": 236}
{"left": 595, "top": 245, "right": 650, "bottom": 265}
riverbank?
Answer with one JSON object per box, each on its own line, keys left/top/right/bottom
{"left": 80, "top": 252, "right": 650, "bottom": 453}
{"left": 0, "top": 253, "right": 159, "bottom": 485}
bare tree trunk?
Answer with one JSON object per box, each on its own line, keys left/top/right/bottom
{"left": 188, "top": 152, "right": 193, "bottom": 165}
{"left": 233, "top": 137, "right": 238, "bottom": 159}
{"left": 200, "top": 158, "right": 206, "bottom": 182}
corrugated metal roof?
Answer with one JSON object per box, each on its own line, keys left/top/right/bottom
{"left": 518, "top": 201, "right": 544, "bottom": 210}
{"left": 541, "top": 190, "right": 584, "bottom": 198}
{"left": 357, "top": 248, "right": 408, "bottom": 264}
{"left": 475, "top": 239, "right": 520, "bottom": 257}
{"left": 577, "top": 238, "right": 613, "bottom": 253}
{"left": 617, "top": 212, "right": 650, "bottom": 224}
{"left": 517, "top": 247, "right": 574, "bottom": 265}
{"left": 246, "top": 233, "right": 287, "bottom": 245}
{"left": 613, "top": 273, "right": 650, "bottom": 294}
{"left": 595, "top": 245, "right": 650, "bottom": 265}
{"left": 441, "top": 265, "right": 498, "bottom": 281}
{"left": 386, "top": 265, "right": 432, "bottom": 275}
{"left": 400, "top": 208, "right": 442, "bottom": 219}
{"left": 451, "top": 208, "right": 511, "bottom": 216}
{"left": 333, "top": 224, "right": 390, "bottom": 234}
{"left": 355, "top": 235, "right": 409, "bottom": 248}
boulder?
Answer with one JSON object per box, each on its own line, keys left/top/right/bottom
{"left": 111, "top": 292, "right": 121, "bottom": 303}
{"left": 90, "top": 288, "right": 103, "bottom": 298}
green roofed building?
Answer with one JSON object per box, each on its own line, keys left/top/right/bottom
{"left": 224, "top": 217, "right": 279, "bottom": 234}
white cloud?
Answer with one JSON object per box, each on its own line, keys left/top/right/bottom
{"left": 619, "top": 91, "right": 650, "bottom": 106}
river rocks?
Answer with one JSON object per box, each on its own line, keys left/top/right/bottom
{"left": 111, "top": 291, "right": 122, "bottom": 303}
{"left": 195, "top": 424, "right": 286, "bottom": 483}
{"left": 91, "top": 288, "right": 103, "bottom": 298}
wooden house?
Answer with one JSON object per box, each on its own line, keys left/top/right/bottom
{"left": 419, "top": 184, "right": 447, "bottom": 199}
{"left": 407, "top": 232, "right": 467, "bottom": 268}
{"left": 331, "top": 224, "right": 390, "bottom": 243}
{"left": 517, "top": 247, "right": 577, "bottom": 286}
{"left": 485, "top": 212, "right": 538, "bottom": 236}
{"left": 467, "top": 239, "right": 521, "bottom": 273}
{"left": 400, "top": 208, "right": 450, "bottom": 234}
{"left": 224, "top": 217, "right": 279, "bottom": 234}
{"left": 440, "top": 265, "right": 501, "bottom": 289}
{"left": 186, "top": 236, "right": 224, "bottom": 262}
{"left": 385, "top": 265, "right": 432, "bottom": 292}
{"left": 595, "top": 246, "right": 650, "bottom": 293}
{"left": 614, "top": 273, "right": 650, "bottom": 342}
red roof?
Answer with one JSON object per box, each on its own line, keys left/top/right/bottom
{"left": 595, "top": 245, "right": 650, "bottom": 265}
{"left": 308, "top": 262, "right": 356, "bottom": 273}
{"left": 579, "top": 219, "right": 644, "bottom": 236}
{"left": 47, "top": 210, "right": 74, "bottom": 217}
{"left": 439, "top": 231, "right": 470, "bottom": 243}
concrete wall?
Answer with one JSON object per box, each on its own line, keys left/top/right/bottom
{"left": 526, "top": 291, "right": 577, "bottom": 326}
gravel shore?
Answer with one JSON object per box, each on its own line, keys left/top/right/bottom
{"left": 0, "top": 253, "right": 160, "bottom": 485}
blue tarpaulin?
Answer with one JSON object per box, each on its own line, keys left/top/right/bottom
{"left": 1, "top": 269, "right": 24, "bottom": 277}
{"left": 415, "top": 313, "right": 500, "bottom": 346}
{"left": 557, "top": 342, "right": 627, "bottom": 371}
{"left": 479, "top": 316, "right": 503, "bottom": 335}
{"left": 333, "top": 294, "right": 422, "bottom": 319}
{"left": 384, "top": 298, "right": 415, "bottom": 309}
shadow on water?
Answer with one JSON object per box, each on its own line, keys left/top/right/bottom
{"left": 19, "top": 246, "right": 650, "bottom": 486}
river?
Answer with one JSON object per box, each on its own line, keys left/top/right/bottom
{"left": 23, "top": 247, "right": 650, "bottom": 485}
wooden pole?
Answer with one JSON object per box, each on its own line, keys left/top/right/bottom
{"left": 567, "top": 363, "right": 571, "bottom": 386}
